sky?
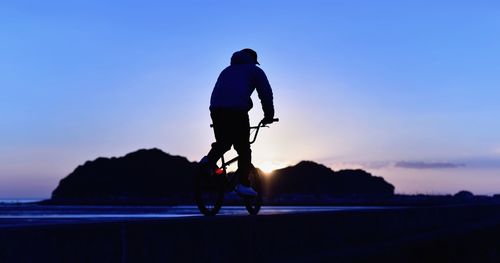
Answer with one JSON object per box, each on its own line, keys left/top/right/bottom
{"left": 1, "top": 1, "right": 500, "bottom": 198}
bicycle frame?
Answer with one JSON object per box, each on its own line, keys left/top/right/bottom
{"left": 210, "top": 119, "right": 278, "bottom": 175}
{"left": 196, "top": 118, "right": 278, "bottom": 215}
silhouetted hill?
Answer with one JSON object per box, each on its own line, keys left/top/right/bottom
{"left": 267, "top": 161, "right": 394, "bottom": 196}
{"left": 50, "top": 149, "right": 394, "bottom": 204}
{"left": 52, "top": 148, "right": 196, "bottom": 202}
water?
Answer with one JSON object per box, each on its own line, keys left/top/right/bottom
{"left": 0, "top": 205, "right": 385, "bottom": 217}
{"left": 0, "top": 199, "right": 43, "bottom": 204}
{"left": 0, "top": 205, "right": 390, "bottom": 227}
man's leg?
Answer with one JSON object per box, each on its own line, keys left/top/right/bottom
{"left": 233, "top": 111, "right": 252, "bottom": 186}
{"left": 206, "top": 109, "right": 232, "bottom": 166}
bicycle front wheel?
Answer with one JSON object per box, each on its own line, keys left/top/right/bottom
{"left": 194, "top": 170, "right": 225, "bottom": 216}
{"left": 244, "top": 167, "right": 263, "bottom": 215}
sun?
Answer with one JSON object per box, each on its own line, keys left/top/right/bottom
{"left": 255, "top": 161, "right": 288, "bottom": 175}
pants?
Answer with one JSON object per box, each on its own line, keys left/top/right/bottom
{"left": 206, "top": 109, "right": 252, "bottom": 186}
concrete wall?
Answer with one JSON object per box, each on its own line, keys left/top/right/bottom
{"left": 1, "top": 205, "right": 500, "bottom": 262}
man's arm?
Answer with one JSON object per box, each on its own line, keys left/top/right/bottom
{"left": 254, "top": 67, "right": 274, "bottom": 121}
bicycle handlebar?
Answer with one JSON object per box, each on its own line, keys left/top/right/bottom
{"left": 249, "top": 118, "right": 279, "bottom": 144}
{"left": 210, "top": 118, "right": 279, "bottom": 128}
{"left": 209, "top": 118, "right": 278, "bottom": 144}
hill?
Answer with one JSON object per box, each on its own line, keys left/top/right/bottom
{"left": 52, "top": 148, "right": 196, "bottom": 202}
{"left": 268, "top": 161, "right": 394, "bottom": 196}
{"left": 50, "top": 149, "right": 394, "bottom": 204}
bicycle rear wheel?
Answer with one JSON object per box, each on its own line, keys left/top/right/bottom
{"left": 244, "top": 166, "right": 263, "bottom": 215}
{"left": 195, "top": 169, "right": 225, "bottom": 216}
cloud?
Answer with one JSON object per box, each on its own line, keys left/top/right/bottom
{"left": 318, "top": 157, "right": 489, "bottom": 171}
{"left": 320, "top": 160, "right": 393, "bottom": 171}
{"left": 395, "top": 161, "right": 466, "bottom": 169}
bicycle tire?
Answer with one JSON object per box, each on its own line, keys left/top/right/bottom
{"left": 194, "top": 168, "right": 225, "bottom": 216}
{"left": 244, "top": 166, "right": 263, "bottom": 215}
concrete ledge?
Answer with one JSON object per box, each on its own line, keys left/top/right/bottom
{"left": 1, "top": 205, "right": 500, "bottom": 262}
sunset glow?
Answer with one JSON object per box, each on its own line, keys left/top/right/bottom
{"left": 1, "top": 1, "right": 500, "bottom": 198}
{"left": 256, "top": 161, "right": 289, "bottom": 175}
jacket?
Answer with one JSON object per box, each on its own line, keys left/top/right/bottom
{"left": 210, "top": 50, "right": 274, "bottom": 119}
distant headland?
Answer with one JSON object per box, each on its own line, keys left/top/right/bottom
{"left": 42, "top": 148, "right": 499, "bottom": 206}
{"left": 44, "top": 148, "right": 393, "bottom": 205}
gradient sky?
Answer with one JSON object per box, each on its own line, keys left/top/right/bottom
{"left": 1, "top": 1, "right": 500, "bottom": 198}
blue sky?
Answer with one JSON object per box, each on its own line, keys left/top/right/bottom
{"left": 1, "top": 1, "right": 500, "bottom": 198}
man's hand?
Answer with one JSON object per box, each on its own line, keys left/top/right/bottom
{"left": 261, "top": 116, "right": 275, "bottom": 125}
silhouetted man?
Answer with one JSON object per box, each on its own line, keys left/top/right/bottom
{"left": 201, "top": 48, "right": 274, "bottom": 196}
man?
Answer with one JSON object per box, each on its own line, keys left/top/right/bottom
{"left": 201, "top": 48, "right": 275, "bottom": 196}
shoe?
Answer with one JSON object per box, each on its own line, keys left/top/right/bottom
{"left": 235, "top": 184, "right": 257, "bottom": 197}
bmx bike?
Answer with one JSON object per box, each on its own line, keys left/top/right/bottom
{"left": 195, "top": 118, "right": 279, "bottom": 216}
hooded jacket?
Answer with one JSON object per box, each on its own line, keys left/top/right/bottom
{"left": 210, "top": 50, "right": 274, "bottom": 119}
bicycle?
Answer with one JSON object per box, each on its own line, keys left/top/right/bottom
{"left": 195, "top": 118, "right": 279, "bottom": 216}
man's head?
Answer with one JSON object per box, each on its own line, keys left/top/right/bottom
{"left": 241, "top": 48, "right": 260, "bottom": 65}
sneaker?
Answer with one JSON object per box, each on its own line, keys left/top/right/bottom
{"left": 235, "top": 184, "right": 257, "bottom": 197}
